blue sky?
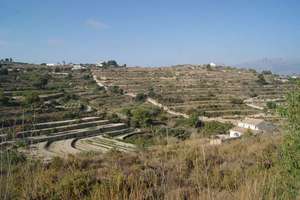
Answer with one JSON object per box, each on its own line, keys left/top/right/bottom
{"left": 0, "top": 0, "right": 299, "bottom": 66}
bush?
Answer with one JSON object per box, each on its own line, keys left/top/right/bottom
{"left": 257, "top": 74, "right": 268, "bottom": 85}
{"left": 262, "top": 70, "right": 272, "bottom": 75}
{"left": 33, "top": 74, "right": 49, "bottom": 89}
{"left": 230, "top": 97, "right": 244, "bottom": 105}
{"left": 0, "top": 90, "right": 9, "bottom": 105}
{"left": 135, "top": 93, "right": 147, "bottom": 102}
{"left": 199, "top": 121, "right": 233, "bottom": 137}
{"left": 129, "top": 106, "right": 161, "bottom": 127}
{"left": 109, "top": 86, "right": 123, "bottom": 95}
{"left": 279, "top": 84, "right": 300, "bottom": 198}
{"left": 267, "top": 101, "right": 277, "bottom": 109}
{"left": 24, "top": 91, "right": 40, "bottom": 105}
{"left": 0, "top": 67, "right": 8, "bottom": 75}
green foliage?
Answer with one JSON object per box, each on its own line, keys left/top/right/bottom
{"left": 135, "top": 93, "right": 147, "bottom": 102}
{"left": 125, "top": 106, "right": 161, "bottom": 128}
{"left": 279, "top": 83, "right": 300, "bottom": 198}
{"left": 108, "top": 85, "right": 123, "bottom": 95}
{"left": 187, "top": 114, "right": 201, "bottom": 128}
{"left": 0, "top": 150, "right": 26, "bottom": 167}
{"left": 148, "top": 87, "right": 156, "bottom": 98}
{"left": 156, "top": 127, "right": 190, "bottom": 140}
{"left": 262, "top": 70, "right": 272, "bottom": 75}
{"left": 257, "top": 74, "right": 268, "bottom": 85}
{"left": 199, "top": 121, "right": 234, "bottom": 137}
{"left": 24, "top": 91, "right": 40, "bottom": 105}
{"left": 82, "top": 74, "right": 91, "bottom": 80}
{"left": 0, "top": 67, "right": 8, "bottom": 75}
{"left": 107, "top": 113, "right": 121, "bottom": 123}
{"left": 267, "top": 101, "right": 277, "bottom": 109}
{"left": 0, "top": 89, "right": 9, "bottom": 105}
{"left": 33, "top": 74, "right": 49, "bottom": 89}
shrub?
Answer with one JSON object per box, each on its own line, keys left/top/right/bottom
{"left": 0, "top": 89, "right": 9, "bottom": 105}
{"left": 199, "top": 121, "right": 233, "bottom": 136}
{"left": 148, "top": 87, "right": 156, "bottom": 98}
{"left": 257, "top": 74, "right": 268, "bottom": 85}
{"left": 135, "top": 93, "right": 147, "bottom": 102}
{"left": 0, "top": 67, "right": 8, "bottom": 75}
{"left": 230, "top": 97, "right": 244, "bottom": 105}
{"left": 279, "top": 83, "right": 300, "bottom": 198}
{"left": 24, "top": 91, "right": 40, "bottom": 105}
{"left": 33, "top": 74, "right": 49, "bottom": 89}
{"left": 130, "top": 106, "right": 161, "bottom": 127}
{"left": 109, "top": 86, "right": 123, "bottom": 95}
{"left": 267, "top": 101, "right": 277, "bottom": 109}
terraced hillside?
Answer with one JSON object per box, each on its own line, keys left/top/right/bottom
{"left": 1, "top": 116, "right": 139, "bottom": 160}
{"left": 94, "top": 66, "right": 295, "bottom": 118}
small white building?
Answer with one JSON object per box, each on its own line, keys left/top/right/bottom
{"left": 72, "top": 65, "right": 86, "bottom": 70}
{"left": 96, "top": 61, "right": 105, "bottom": 67}
{"left": 46, "top": 63, "right": 56, "bottom": 67}
{"left": 238, "top": 118, "right": 264, "bottom": 131}
{"left": 209, "top": 62, "right": 216, "bottom": 67}
{"left": 229, "top": 118, "right": 276, "bottom": 138}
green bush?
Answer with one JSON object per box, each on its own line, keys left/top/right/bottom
{"left": 135, "top": 93, "right": 147, "bottom": 102}
{"left": 109, "top": 86, "right": 123, "bottom": 95}
{"left": 128, "top": 106, "right": 161, "bottom": 127}
{"left": 0, "top": 67, "right": 8, "bottom": 75}
{"left": 267, "top": 101, "right": 277, "bottom": 109}
{"left": 0, "top": 90, "right": 9, "bottom": 105}
{"left": 279, "top": 83, "right": 300, "bottom": 198}
{"left": 33, "top": 74, "right": 49, "bottom": 89}
{"left": 257, "top": 74, "right": 268, "bottom": 85}
{"left": 24, "top": 91, "right": 40, "bottom": 105}
{"left": 199, "top": 121, "right": 233, "bottom": 137}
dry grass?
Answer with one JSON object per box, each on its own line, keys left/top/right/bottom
{"left": 0, "top": 135, "right": 284, "bottom": 200}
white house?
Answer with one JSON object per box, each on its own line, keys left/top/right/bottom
{"left": 46, "top": 63, "right": 56, "bottom": 67}
{"left": 72, "top": 65, "right": 86, "bottom": 70}
{"left": 96, "top": 61, "right": 105, "bottom": 67}
{"left": 209, "top": 62, "right": 216, "bottom": 67}
{"left": 229, "top": 118, "right": 276, "bottom": 138}
{"left": 237, "top": 118, "right": 264, "bottom": 131}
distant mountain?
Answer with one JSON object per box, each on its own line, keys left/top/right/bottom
{"left": 235, "top": 58, "right": 300, "bottom": 75}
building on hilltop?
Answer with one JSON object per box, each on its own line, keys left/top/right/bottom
{"left": 72, "top": 64, "right": 86, "bottom": 70}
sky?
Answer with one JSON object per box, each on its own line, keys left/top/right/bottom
{"left": 0, "top": 0, "right": 299, "bottom": 66}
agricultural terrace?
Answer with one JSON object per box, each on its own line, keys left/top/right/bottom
{"left": 94, "top": 65, "right": 295, "bottom": 118}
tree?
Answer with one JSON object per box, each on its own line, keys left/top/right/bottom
{"left": 279, "top": 82, "right": 300, "bottom": 198}
{"left": 0, "top": 90, "right": 9, "bottom": 105}
{"left": 135, "top": 93, "right": 147, "bottom": 102}
{"left": 24, "top": 92, "right": 40, "bottom": 105}
{"left": 262, "top": 70, "right": 272, "bottom": 75}
{"left": 107, "top": 60, "right": 118, "bottom": 66}
{"left": 257, "top": 74, "right": 268, "bottom": 85}
{"left": 33, "top": 75, "right": 49, "bottom": 89}
{"left": 0, "top": 67, "right": 8, "bottom": 75}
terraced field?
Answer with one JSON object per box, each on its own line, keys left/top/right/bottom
{"left": 2, "top": 116, "right": 140, "bottom": 160}
{"left": 94, "top": 66, "right": 295, "bottom": 118}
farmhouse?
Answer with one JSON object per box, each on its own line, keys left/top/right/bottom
{"left": 229, "top": 118, "right": 276, "bottom": 138}
{"left": 238, "top": 118, "right": 264, "bottom": 131}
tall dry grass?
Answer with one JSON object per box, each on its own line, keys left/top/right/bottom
{"left": 0, "top": 135, "right": 285, "bottom": 200}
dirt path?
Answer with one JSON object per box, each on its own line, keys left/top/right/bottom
{"left": 92, "top": 71, "right": 189, "bottom": 118}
